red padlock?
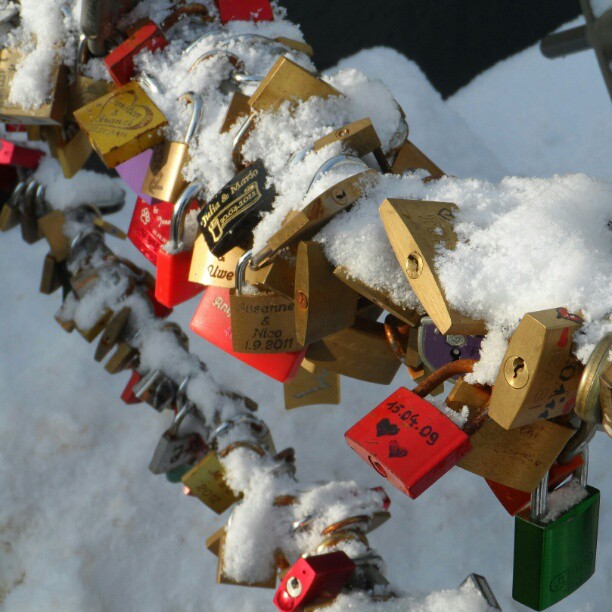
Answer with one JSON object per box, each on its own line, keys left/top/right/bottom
{"left": 345, "top": 385, "right": 471, "bottom": 499}
{"left": 154, "top": 183, "right": 205, "bottom": 307}
{"left": 128, "top": 197, "right": 175, "bottom": 265}
{"left": 145, "top": 285, "right": 173, "bottom": 319}
{"left": 121, "top": 370, "right": 144, "bottom": 405}
{"left": 190, "top": 286, "right": 306, "bottom": 382}
{"left": 486, "top": 453, "right": 583, "bottom": 516}
{"left": 0, "top": 138, "right": 45, "bottom": 169}
{"left": 104, "top": 20, "right": 168, "bottom": 86}
{"left": 216, "top": 0, "right": 274, "bottom": 23}
{"left": 273, "top": 551, "right": 355, "bottom": 611}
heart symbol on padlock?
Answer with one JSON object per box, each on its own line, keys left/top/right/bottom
{"left": 89, "top": 90, "right": 154, "bottom": 133}
{"left": 376, "top": 418, "right": 399, "bottom": 437}
{"left": 388, "top": 440, "right": 407, "bottom": 458}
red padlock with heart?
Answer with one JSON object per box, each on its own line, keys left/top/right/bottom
{"left": 273, "top": 551, "right": 355, "bottom": 611}
{"left": 128, "top": 197, "right": 175, "bottom": 265}
{"left": 154, "top": 182, "right": 205, "bottom": 307}
{"left": 215, "top": 0, "right": 274, "bottom": 23}
{"left": 345, "top": 370, "right": 472, "bottom": 499}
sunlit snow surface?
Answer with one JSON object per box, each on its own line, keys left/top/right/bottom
{"left": 1, "top": 25, "right": 611, "bottom": 612}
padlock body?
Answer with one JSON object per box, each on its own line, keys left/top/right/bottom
{"left": 345, "top": 387, "right": 470, "bottom": 499}
{"left": 121, "top": 370, "right": 144, "bottom": 404}
{"left": 155, "top": 248, "right": 204, "bottom": 307}
{"left": 142, "top": 141, "right": 189, "bottom": 203}
{"left": 104, "top": 21, "right": 168, "bottom": 86}
{"left": 190, "top": 287, "right": 305, "bottom": 382}
{"left": 128, "top": 198, "right": 173, "bottom": 264}
{"left": 116, "top": 148, "right": 154, "bottom": 201}
{"left": 513, "top": 486, "right": 600, "bottom": 610}
{"left": 216, "top": 0, "right": 274, "bottom": 23}
{"left": 0, "top": 139, "right": 45, "bottom": 168}
{"left": 148, "top": 431, "right": 203, "bottom": 474}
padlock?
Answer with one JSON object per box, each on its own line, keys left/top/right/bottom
{"left": 42, "top": 124, "right": 95, "bottom": 180}
{"left": 127, "top": 197, "right": 174, "bottom": 265}
{"left": 391, "top": 139, "right": 445, "bottom": 180}
{"left": 74, "top": 80, "right": 168, "bottom": 168}
{"left": 245, "top": 252, "right": 296, "bottom": 299}
{"left": 345, "top": 371, "right": 472, "bottom": 499}
{"left": 306, "top": 317, "right": 401, "bottom": 385}
{"left": 574, "top": 332, "right": 611, "bottom": 424}
{"left": 418, "top": 316, "right": 483, "bottom": 376}
{"left": 0, "top": 48, "right": 68, "bottom": 125}
{"left": 190, "top": 286, "right": 305, "bottom": 382}
{"left": 0, "top": 181, "right": 25, "bottom": 231}
{"left": 273, "top": 552, "right": 355, "bottom": 611}
{"left": 250, "top": 156, "right": 378, "bottom": 270}
{"left": 21, "top": 181, "right": 46, "bottom": 244}
{"left": 230, "top": 252, "right": 305, "bottom": 355}
{"left": 94, "top": 306, "right": 131, "bottom": 362}
{"left": 149, "top": 393, "right": 206, "bottom": 474}
{"left": 120, "top": 370, "right": 144, "bottom": 404}
{"left": 133, "top": 369, "right": 178, "bottom": 412}
{"left": 283, "top": 365, "right": 341, "bottom": 410}
{"left": 181, "top": 450, "right": 241, "bottom": 514}
{"left": 486, "top": 454, "right": 584, "bottom": 517}
{"left": 601, "top": 363, "right": 612, "bottom": 437}
{"left": 104, "top": 20, "right": 168, "bottom": 86}
{"left": 294, "top": 241, "right": 360, "bottom": 346}
{"left": 379, "top": 199, "right": 486, "bottom": 335}
{"left": 334, "top": 267, "right": 422, "bottom": 328}
{"left": 216, "top": 0, "right": 274, "bottom": 23}
{"left": 488, "top": 309, "right": 584, "bottom": 430}
{"left": 155, "top": 182, "right": 206, "bottom": 307}
{"left": 142, "top": 92, "right": 204, "bottom": 204}
{"left": 0, "top": 138, "right": 44, "bottom": 169}
{"left": 197, "top": 159, "right": 276, "bottom": 257}
{"left": 80, "top": 0, "right": 140, "bottom": 56}
{"left": 189, "top": 233, "right": 245, "bottom": 288}
{"left": 76, "top": 308, "right": 115, "bottom": 343}
{"left": 513, "top": 449, "right": 600, "bottom": 610}
{"left": 39, "top": 253, "right": 68, "bottom": 295}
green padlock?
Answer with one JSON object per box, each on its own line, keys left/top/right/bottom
{"left": 513, "top": 447, "right": 600, "bottom": 610}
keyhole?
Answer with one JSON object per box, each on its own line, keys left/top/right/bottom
{"left": 504, "top": 356, "right": 529, "bottom": 389}
{"left": 405, "top": 252, "right": 423, "bottom": 279}
{"left": 331, "top": 187, "right": 347, "bottom": 203}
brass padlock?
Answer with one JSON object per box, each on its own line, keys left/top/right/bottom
{"left": 245, "top": 251, "right": 296, "bottom": 299}
{"left": 445, "top": 377, "right": 490, "bottom": 413}
{"left": 574, "top": 332, "right": 611, "bottom": 424}
{"left": 283, "top": 365, "right": 341, "bottom": 410}
{"left": 488, "top": 309, "right": 584, "bottom": 430}
{"left": 142, "top": 92, "right": 204, "bottom": 203}
{"left": 189, "top": 233, "right": 245, "bottom": 288}
{"left": 379, "top": 198, "right": 486, "bottom": 335}
{"left": 104, "top": 340, "right": 139, "bottom": 375}
{"left": 39, "top": 253, "right": 66, "bottom": 295}
{"left": 0, "top": 48, "right": 68, "bottom": 125}
{"left": 0, "top": 181, "right": 26, "bottom": 232}
{"left": 306, "top": 317, "right": 401, "bottom": 385}
{"left": 391, "top": 140, "right": 445, "bottom": 180}
{"left": 601, "top": 363, "right": 612, "bottom": 437}
{"left": 334, "top": 265, "right": 422, "bottom": 327}
{"left": 76, "top": 307, "right": 114, "bottom": 343}
{"left": 94, "top": 306, "right": 132, "bottom": 362}
{"left": 251, "top": 156, "right": 378, "bottom": 270}
{"left": 74, "top": 79, "right": 168, "bottom": 168}
{"left": 294, "top": 241, "right": 359, "bottom": 346}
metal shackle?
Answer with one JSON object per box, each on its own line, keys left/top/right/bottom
{"left": 136, "top": 73, "right": 166, "bottom": 97}
{"left": 168, "top": 182, "right": 203, "bottom": 250}
{"left": 6, "top": 181, "right": 26, "bottom": 210}
{"left": 234, "top": 250, "right": 254, "bottom": 296}
{"left": 183, "top": 28, "right": 224, "bottom": 56}
{"left": 306, "top": 154, "right": 370, "bottom": 195}
{"left": 178, "top": 92, "right": 204, "bottom": 145}
{"left": 189, "top": 49, "right": 245, "bottom": 73}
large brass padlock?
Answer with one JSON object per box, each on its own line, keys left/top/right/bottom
{"left": 379, "top": 198, "right": 486, "bottom": 335}
{"left": 488, "top": 309, "right": 584, "bottom": 430}
{"left": 188, "top": 233, "right": 245, "bottom": 288}
{"left": 74, "top": 80, "right": 168, "bottom": 168}
{"left": 141, "top": 92, "right": 204, "bottom": 203}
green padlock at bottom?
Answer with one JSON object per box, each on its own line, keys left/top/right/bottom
{"left": 513, "top": 447, "right": 600, "bottom": 611}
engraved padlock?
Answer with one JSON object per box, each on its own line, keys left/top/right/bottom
{"left": 154, "top": 182, "right": 206, "bottom": 307}
{"left": 142, "top": 92, "right": 204, "bottom": 204}
{"left": 127, "top": 197, "right": 174, "bottom": 265}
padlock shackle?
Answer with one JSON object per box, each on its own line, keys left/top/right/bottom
{"left": 558, "top": 421, "right": 597, "bottom": 464}
{"left": 413, "top": 359, "right": 478, "bottom": 398}
{"left": 168, "top": 182, "right": 203, "bottom": 249}
{"left": 188, "top": 49, "right": 245, "bottom": 73}
{"left": 76, "top": 35, "right": 90, "bottom": 78}
{"left": 7, "top": 181, "right": 26, "bottom": 209}
{"left": 229, "top": 71, "right": 265, "bottom": 85}
{"left": 234, "top": 250, "right": 254, "bottom": 295}
{"left": 178, "top": 92, "right": 204, "bottom": 144}
{"left": 136, "top": 72, "right": 166, "bottom": 97}
{"left": 231, "top": 114, "right": 256, "bottom": 169}
{"left": 306, "top": 154, "right": 370, "bottom": 195}
{"left": 289, "top": 145, "right": 313, "bottom": 166}
{"left": 182, "top": 28, "right": 224, "bottom": 56}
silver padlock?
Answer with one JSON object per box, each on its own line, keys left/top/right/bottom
{"left": 133, "top": 369, "right": 178, "bottom": 412}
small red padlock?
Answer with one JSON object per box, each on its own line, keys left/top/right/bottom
{"left": 273, "top": 551, "right": 355, "bottom": 611}
{"left": 145, "top": 285, "right": 173, "bottom": 319}
{"left": 345, "top": 385, "right": 471, "bottom": 499}
{"left": 104, "top": 20, "right": 168, "bottom": 86}
{"left": 128, "top": 197, "right": 175, "bottom": 265}
{"left": 0, "top": 138, "right": 45, "bottom": 169}
{"left": 216, "top": 0, "right": 274, "bottom": 23}
{"left": 121, "top": 370, "right": 144, "bottom": 405}
{"left": 486, "top": 453, "right": 583, "bottom": 516}
{"left": 190, "top": 286, "right": 306, "bottom": 382}
{"left": 154, "top": 183, "right": 205, "bottom": 307}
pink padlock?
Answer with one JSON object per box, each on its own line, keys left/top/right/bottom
{"left": 154, "top": 182, "right": 205, "bottom": 307}
{"left": 115, "top": 149, "right": 154, "bottom": 202}
{"left": 190, "top": 285, "right": 306, "bottom": 383}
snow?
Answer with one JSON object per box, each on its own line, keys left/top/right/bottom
{"left": 0, "top": 10, "right": 611, "bottom": 612}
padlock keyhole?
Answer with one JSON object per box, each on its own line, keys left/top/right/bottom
{"left": 369, "top": 455, "right": 387, "bottom": 478}
{"left": 406, "top": 252, "right": 423, "bottom": 279}
{"left": 504, "top": 355, "right": 529, "bottom": 389}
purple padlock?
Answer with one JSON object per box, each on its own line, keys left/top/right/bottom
{"left": 115, "top": 149, "right": 153, "bottom": 203}
{"left": 417, "top": 316, "right": 483, "bottom": 377}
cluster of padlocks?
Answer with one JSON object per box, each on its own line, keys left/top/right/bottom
{"left": 0, "top": 1, "right": 610, "bottom": 610}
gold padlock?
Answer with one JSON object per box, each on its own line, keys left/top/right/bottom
{"left": 294, "top": 241, "right": 360, "bottom": 346}
{"left": 74, "top": 80, "right": 167, "bottom": 168}
{"left": 334, "top": 266, "right": 422, "bottom": 327}
{"left": 76, "top": 307, "right": 114, "bottom": 343}
{"left": 445, "top": 377, "right": 490, "bottom": 413}
{"left": 391, "top": 140, "right": 445, "bottom": 180}
{"left": 104, "top": 341, "right": 139, "bottom": 374}
{"left": 245, "top": 252, "right": 296, "bottom": 299}
{"left": 39, "top": 253, "right": 65, "bottom": 295}
{"left": 601, "top": 363, "right": 612, "bottom": 438}
{"left": 283, "top": 365, "right": 341, "bottom": 410}
{"left": 189, "top": 233, "right": 245, "bottom": 288}
{"left": 306, "top": 317, "right": 401, "bottom": 384}
{"left": 379, "top": 198, "right": 486, "bottom": 335}
{"left": 0, "top": 48, "right": 68, "bottom": 125}
{"left": 488, "top": 308, "right": 584, "bottom": 430}
{"left": 95, "top": 306, "right": 132, "bottom": 362}
{"left": 141, "top": 92, "right": 203, "bottom": 203}
{"left": 574, "top": 332, "right": 611, "bottom": 424}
